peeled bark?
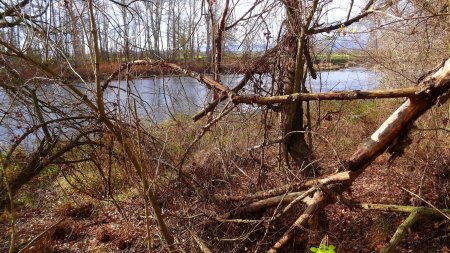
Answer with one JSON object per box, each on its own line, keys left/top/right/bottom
{"left": 345, "top": 59, "right": 450, "bottom": 172}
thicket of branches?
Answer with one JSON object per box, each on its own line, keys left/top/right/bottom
{"left": 0, "top": 0, "right": 449, "bottom": 252}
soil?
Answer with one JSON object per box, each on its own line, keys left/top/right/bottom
{"left": 1, "top": 149, "right": 448, "bottom": 252}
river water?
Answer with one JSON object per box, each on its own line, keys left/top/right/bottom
{"left": 105, "top": 67, "right": 381, "bottom": 122}
{"left": 0, "top": 67, "right": 380, "bottom": 145}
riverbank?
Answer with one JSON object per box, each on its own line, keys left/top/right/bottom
{"left": 1, "top": 98, "right": 448, "bottom": 253}
{"left": 1, "top": 53, "right": 368, "bottom": 83}
{"left": 73, "top": 57, "right": 270, "bottom": 81}
{"left": 74, "top": 60, "right": 362, "bottom": 81}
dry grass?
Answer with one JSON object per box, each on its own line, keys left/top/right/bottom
{"left": 1, "top": 97, "right": 448, "bottom": 252}
{"left": 54, "top": 202, "right": 96, "bottom": 220}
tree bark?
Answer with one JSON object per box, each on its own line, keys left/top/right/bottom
{"left": 281, "top": 0, "right": 309, "bottom": 168}
{"left": 232, "top": 88, "right": 419, "bottom": 104}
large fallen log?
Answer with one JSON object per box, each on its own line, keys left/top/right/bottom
{"left": 266, "top": 59, "right": 450, "bottom": 252}
{"left": 345, "top": 59, "right": 450, "bottom": 172}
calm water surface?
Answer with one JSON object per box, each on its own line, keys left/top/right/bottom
{"left": 1, "top": 68, "right": 381, "bottom": 144}
{"left": 105, "top": 67, "right": 380, "bottom": 122}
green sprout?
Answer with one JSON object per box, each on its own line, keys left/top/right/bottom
{"left": 310, "top": 236, "right": 335, "bottom": 253}
{"left": 310, "top": 244, "right": 336, "bottom": 253}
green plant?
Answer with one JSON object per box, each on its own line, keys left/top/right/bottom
{"left": 310, "top": 236, "right": 336, "bottom": 253}
{"left": 310, "top": 244, "right": 336, "bottom": 253}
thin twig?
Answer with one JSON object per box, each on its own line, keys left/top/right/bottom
{"left": 401, "top": 187, "right": 450, "bottom": 221}
{"left": 18, "top": 217, "right": 66, "bottom": 253}
{"left": 190, "top": 230, "right": 213, "bottom": 253}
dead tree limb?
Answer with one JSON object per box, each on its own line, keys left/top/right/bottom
{"left": 278, "top": 187, "right": 320, "bottom": 215}
{"left": 264, "top": 58, "right": 450, "bottom": 252}
{"left": 216, "top": 171, "right": 355, "bottom": 203}
{"left": 101, "top": 60, "right": 420, "bottom": 123}
{"left": 191, "top": 71, "right": 253, "bottom": 121}
{"left": 101, "top": 60, "right": 227, "bottom": 93}
{"left": 221, "top": 192, "right": 308, "bottom": 218}
{"left": 192, "top": 46, "right": 279, "bottom": 121}
{"left": 308, "top": 0, "right": 376, "bottom": 34}
{"left": 232, "top": 87, "right": 418, "bottom": 105}
{"left": 380, "top": 210, "right": 421, "bottom": 253}
{"left": 345, "top": 202, "right": 450, "bottom": 216}
{"left": 190, "top": 230, "right": 213, "bottom": 253}
{"left": 377, "top": 205, "right": 450, "bottom": 253}
{"left": 268, "top": 191, "right": 327, "bottom": 253}
{"left": 17, "top": 217, "right": 66, "bottom": 253}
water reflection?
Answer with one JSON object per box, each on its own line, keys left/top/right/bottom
{"left": 0, "top": 68, "right": 380, "bottom": 143}
{"left": 309, "top": 67, "right": 380, "bottom": 92}
{"left": 104, "top": 67, "right": 380, "bottom": 122}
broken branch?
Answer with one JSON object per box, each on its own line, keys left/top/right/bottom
{"left": 232, "top": 87, "right": 418, "bottom": 105}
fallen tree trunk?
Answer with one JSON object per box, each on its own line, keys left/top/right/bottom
{"left": 232, "top": 87, "right": 418, "bottom": 105}
{"left": 220, "top": 191, "right": 309, "bottom": 218}
{"left": 212, "top": 59, "right": 450, "bottom": 252}
{"left": 345, "top": 60, "right": 450, "bottom": 172}
{"left": 265, "top": 58, "right": 450, "bottom": 252}
{"left": 216, "top": 171, "right": 355, "bottom": 203}
{"left": 268, "top": 191, "right": 327, "bottom": 253}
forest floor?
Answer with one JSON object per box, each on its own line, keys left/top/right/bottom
{"left": 1, "top": 151, "right": 448, "bottom": 253}
{"left": 0, "top": 96, "right": 449, "bottom": 253}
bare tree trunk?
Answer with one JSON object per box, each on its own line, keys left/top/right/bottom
{"left": 150, "top": 0, "right": 162, "bottom": 56}
{"left": 281, "top": 0, "right": 310, "bottom": 169}
{"left": 64, "top": 0, "right": 83, "bottom": 66}
{"left": 121, "top": 0, "right": 129, "bottom": 60}
{"left": 144, "top": 1, "right": 153, "bottom": 56}
{"left": 212, "top": 0, "right": 229, "bottom": 82}
{"left": 205, "top": 3, "right": 211, "bottom": 63}
{"left": 86, "top": 2, "right": 175, "bottom": 250}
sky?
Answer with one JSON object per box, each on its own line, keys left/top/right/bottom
{"left": 326, "top": 0, "right": 369, "bottom": 22}
{"left": 227, "top": 0, "right": 372, "bottom": 51}
{"left": 101, "top": 0, "right": 374, "bottom": 53}
{"left": 233, "top": 0, "right": 370, "bottom": 23}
